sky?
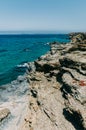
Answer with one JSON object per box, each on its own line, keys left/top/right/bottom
{"left": 0, "top": 0, "right": 86, "bottom": 33}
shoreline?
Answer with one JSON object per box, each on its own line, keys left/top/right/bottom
{"left": 0, "top": 34, "right": 69, "bottom": 86}
{"left": 0, "top": 33, "right": 86, "bottom": 130}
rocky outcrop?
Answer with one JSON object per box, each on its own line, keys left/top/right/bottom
{"left": 69, "top": 32, "right": 86, "bottom": 43}
{"left": 21, "top": 71, "right": 76, "bottom": 130}
{"left": 20, "top": 33, "right": 86, "bottom": 130}
{"left": 59, "top": 33, "right": 86, "bottom": 130}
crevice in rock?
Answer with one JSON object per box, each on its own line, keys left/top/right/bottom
{"left": 43, "top": 108, "right": 58, "bottom": 127}
{"left": 60, "top": 85, "right": 72, "bottom": 99}
{"left": 63, "top": 108, "right": 85, "bottom": 130}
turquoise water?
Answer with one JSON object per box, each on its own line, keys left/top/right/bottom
{"left": 0, "top": 34, "right": 69, "bottom": 85}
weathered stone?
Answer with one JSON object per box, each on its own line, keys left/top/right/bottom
{"left": 0, "top": 108, "right": 10, "bottom": 122}
{"left": 64, "top": 95, "right": 86, "bottom": 129}
{"left": 35, "top": 60, "right": 60, "bottom": 73}
{"left": 12, "top": 33, "right": 86, "bottom": 129}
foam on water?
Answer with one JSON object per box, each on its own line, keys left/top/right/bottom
{"left": 0, "top": 75, "right": 29, "bottom": 130}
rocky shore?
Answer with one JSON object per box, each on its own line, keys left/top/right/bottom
{"left": 0, "top": 33, "right": 86, "bottom": 130}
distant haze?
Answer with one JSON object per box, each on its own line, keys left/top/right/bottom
{"left": 0, "top": 0, "right": 86, "bottom": 33}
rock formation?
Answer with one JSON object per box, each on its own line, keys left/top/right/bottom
{"left": 19, "top": 33, "right": 85, "bottom": 130}
{"left": 0, "top": 33, "right": 86, "bottom": 130}
{"left": 0, "top": 108, "right": 10, "bottom": 122}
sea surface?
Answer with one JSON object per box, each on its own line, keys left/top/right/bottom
{"left": 0, "top": 34, "right": 70, "bottom": 85}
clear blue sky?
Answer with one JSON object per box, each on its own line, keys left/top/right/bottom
{"left": 0, "top": 0, "right": 86, "bottom": 33}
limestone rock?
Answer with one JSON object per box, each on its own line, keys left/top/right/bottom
{"left": 0, "top": 108, "right": 10, "bottom": 122}
{"left": 35, "top": 60, "right": 60, "bottom": 73}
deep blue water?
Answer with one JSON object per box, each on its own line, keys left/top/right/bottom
{"left": 0, "top": 34, "right": 69, "bottom": 85}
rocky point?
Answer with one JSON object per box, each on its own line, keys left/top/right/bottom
{"left": 25, "top": 33, "right": 86, "bottom": 130}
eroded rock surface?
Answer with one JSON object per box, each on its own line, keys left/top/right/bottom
{"left": 0, "top": 108, "right": 10, "bottom": 122}
{"left": 20, "top": 33, "right": 86, "bottom": 130}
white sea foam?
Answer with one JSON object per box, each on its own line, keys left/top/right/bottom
{"left": 0, "top": 76, "right": 29, "bottom": 130}
{"left": 17, "top": 63, "right": 28, "bottom": 68}
{"left": 46, "top": 42, "right": 49, "bottom": 45}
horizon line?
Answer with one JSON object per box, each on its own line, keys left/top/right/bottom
{"left": 0, "top": 30, "right": 85, "bottom": 35}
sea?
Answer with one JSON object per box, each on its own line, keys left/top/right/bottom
{"left": 0, "top": 34, "right": 70, "bottom": 85}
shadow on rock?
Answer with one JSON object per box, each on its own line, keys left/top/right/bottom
{"left": 63, "top": 108, "right": 85, "bottom": 130}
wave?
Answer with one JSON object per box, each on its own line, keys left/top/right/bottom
{"left": 46, "top": 42, "right": 49, "bottom": 45}
{"left": 0, "top": 63, "right": 27, "bottom": 86}
{"left": 17, "top": 63, "right": 29, "bottom": 68}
